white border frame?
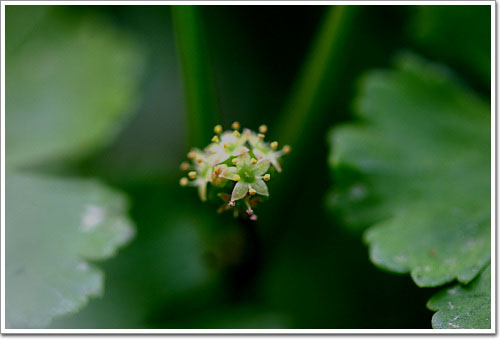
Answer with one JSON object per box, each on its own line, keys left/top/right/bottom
{"left": 0, "top": 0, "right": 496, "bottom": 334}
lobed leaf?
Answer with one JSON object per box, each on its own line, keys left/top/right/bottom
{"left": 328, "top": 53, "right": 491, "bottom": 328}
{"left": 329, "top": 53, "right": 490, "bottom": 287}
{"left": 6, "top": 172, "right": 134, "bottom": 328}
{"left": 6, "top": 6, "right": 145, "bottom": 168}
{"left": 427, "top": 265, "right": 491, "bottom": 329}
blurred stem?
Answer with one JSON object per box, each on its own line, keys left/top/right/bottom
{"left": 172, "top": 6, "right": 219, "bottom": 148}
{"left": 224, "top": 217, "right": 262, "bottom": 300}
{"left": 274, "top": 5, "right": 359, "bottom": 168}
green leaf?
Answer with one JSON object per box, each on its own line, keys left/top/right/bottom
{"left": 48, "top": 184, "right": 246, "bottom": 329}
{"left": 328, "top": 53, "right": 490, "bottom": 288}
{"left": 6, "top": 172, "right": 134, "bottom": 328}
{"left": 6, "top": 6, "right": 145, "bottom": 168}
{"left": 428, "top": 265, "right": 491, "bottom": 329}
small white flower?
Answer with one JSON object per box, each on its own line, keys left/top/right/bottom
{"left": 205, "top": 131, "right": 248, "bottom": 165}
{"left": 243, "top": 128, "right": 289, "bottom": 172}
{"left": 180, "top": 123, "right": 290, "bottom": 219}
{"left": 219, "top": 152, "right": 270, "bottom": 203}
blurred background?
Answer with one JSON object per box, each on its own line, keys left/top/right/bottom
{"left": 5, "top": 4, "right": 490, "bottom": 329}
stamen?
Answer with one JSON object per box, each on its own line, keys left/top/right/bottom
{"left": 179, "top": 177, "right": 189, "bottom": 187}
{"left": 214, "top": 125, "right": 223, "bottom": 134}
{"left": 258, "top": 133, "right": 265, "bottom": 140}
{"left": 259, "top": 124, "right": 268, "bottom": 133}
{"left": 270, "top": 141, "right": 278, "bottom": 150}
{"left": 263, "top": 174, "right": 271, "bottom": 181}
{"left": 250, "top": 214, "right": 258, "bottom": 221}
{"left": 244, "top": 197, "right": 252, "bottom": 211}
{"left": 283, "top": 145, "right": 291, "bottom": 154}
{"left": 211, "top": 135, "right": 220, "bottom": 143}
{"left": 180, "top": 162, "right": 190, "bottom": 171}
{"left": 248, "top": 187, "right": 257, "bottom": 195}
{"left": 233, "top": 130, "right": 241, "bottom": 137}
{"left": 196, "top": 158, "right": 203, "bottom": 164}
{"left": 187, "top": 151, "right": 196, "bottom": 159}
{"left": 224, "top": 143, "right": 230, "bottom": 149}
{"left": 232, "top": 121, "right": 241, "bottom": 130}
{"left": 232, "top": 158, "right": 239, "bottom": 165}
{"left": 228, "top": 200, "right": 236, "bottom": 207}
{"left": 233, "top": 174, "right": 241, "bottom": 181}
{"left": 188, "top": 171, "right": 197, "bottom": 179}
{"left": 246, "top": 209, "right": 253, "bottom": 215}
{"left": 250, "top": 158, "right": 258, "bottom": 165}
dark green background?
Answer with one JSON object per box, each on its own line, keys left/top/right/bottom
{"left": 24, "top": 5, "right": 489, "bottom": 329}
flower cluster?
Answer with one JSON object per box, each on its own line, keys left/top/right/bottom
{"left": 180, "top": 122, "right": 290, "bottom": 220}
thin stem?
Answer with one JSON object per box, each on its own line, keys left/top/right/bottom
{"left": 172, "top": 6, "right": 219, "bottom": 148}
{"left": 260, "top": 5, "right": 360, "bottom": 217}
{"left": 274, "top": 5, "right": 360, "bottom": 166}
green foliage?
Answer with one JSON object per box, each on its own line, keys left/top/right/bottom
{"left": 5, "top": 6, "right": 145, "bottom": 328}
{"left": 6, "top": 6, "right": 144, "bottom": 168}
{"left": 428, "top": 265, "right": 491, "bottom": 329}
{"left": 328, "top": 53, "right": 490, "bottom": 328}
{"left": 49, "top": 185, "right": 232, "bottom": 328}
{"left": 5, "top": 5, "right": 491, "bottom": 330}
{"left": 6, "top": 173, "right": 134, "bottom": 328}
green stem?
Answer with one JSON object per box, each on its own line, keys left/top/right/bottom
{"left": 263, "top": 5, "right": 360, "bottom": 223}
{"left": 172, "top": 6, "right": 219, "bottom": 148}
{"left": 274, "top": 5, "right": 359, "bottom": 160}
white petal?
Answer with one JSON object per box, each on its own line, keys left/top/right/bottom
{"left": 231, "top": 181, "right": 249, "bottom": 201}
{"left": 198, "top": 180, "right": 207, "bottom": 201}
{"left": 253, "top": 149, "right": 265, "bottom": 159}
{"left": 220, "top": 167, "right": 238, "bottom": 180}
{"left": 270, "top": 157, "right": 282, "bottom": 172}
{"left": 220, "top": 131, "right": 237, "bottom": 144}
{"left": 254, "top": 160, "right": 270, "bottom": 175}
{"left": 236, "top": 152, "right": 251, "bottom": 168}
{"left": 210, "top": 151, "right": 230, "bottom": 165}
{"left": 251, "top": 179, "right": 269, "bottom": 196}
{"left": 232, "top": 146, "right": 249, "bottom": 157}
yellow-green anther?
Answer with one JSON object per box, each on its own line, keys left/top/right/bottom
{"left": 179, "top": 177, "right": 189, "bottom": 186}
{"left": 214, "top": 124, "right": 223, "bottom": 134}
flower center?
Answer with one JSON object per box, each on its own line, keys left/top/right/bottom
{"left": 224, "top": 143, "right": 237, "bottom": 153}
{"left": 238, "top": 167, "right": 255, "bottom": 183}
